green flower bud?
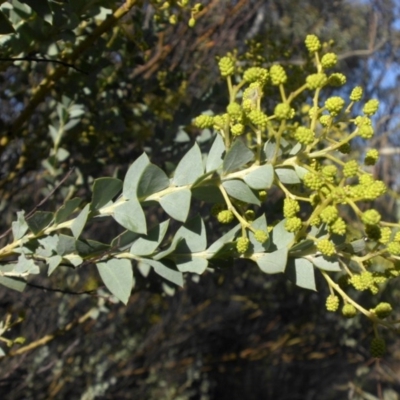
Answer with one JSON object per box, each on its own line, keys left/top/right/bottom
{"left": 338, "top": 142, "right": 351, "bottom": 154}
{"left": 283, "top": 198, "right": 300, "bottom": 218}
{"left": 372, "top": 302, "right": 392, "bottom": 319}
{"left": 350, "top": 86, "right": 363, "bottom": 102}
{"left": 358, "top": 125, "right": 374, "bottom": 139}
{"left": 236, "top": 237, "right": 250, "bottom": 254}
{"left": 306, "top": 73, "right": 327, "bottom": 90}
{"left": 231, "top": 123, "right": 244, "bottom": 136}
{"left": 330, "top": 217, "right": 346, "bottom": 235}
{"left": 326, "top": 294, "right": 340, "bottom": 312}
{"left": 379, "top": 227, "right": 392, "bottom": 244}
{"left": 342, "top": 304, "right": 357, "bottom": 318}
{"left": 394, "top": 231, "right": 400, "bottom": 242}
{"left": 303, "top": 172, "right": 324, "bottom": 190}
{"left": 322, "top": 165, "right": 337, "bottom": 178}
{"left": 254, "top": 230, "right": 268, "bottom": 243}
{"left": 294, "top": 126, "right": 315, "bottom": 145}
{"left": 218, "top": 56, "right": 235, "bottom": 77}
{"left": 245, "top": 210, "right": 255, "bottom": 221}
{"left": 227, "top": 102, "right": 242, "bottom": 118}
{"left": 343, "top": 160, "right": 359, "bottom": 178}
{"left": 217, "top": 210, "right": 234, "bottom": 224}
{"left": 361, "top": 209, "right": 381, "bottom": 226}
{"left": 387, "top": 241, "right": 400, "bottom": 255}
{"left": 243, "top": 67, "right": 269, "bottom": 84}
{"left": 274, "top": 103, "right": 294, "bottom": 120}
{"left": 364, "top": 149, "right": 379, "bottom": 166}
{"left": 248, "top": 110, "right": 268, "bottom": 128}
{"left": 328, "top": 73, "right": 346, "bottom": 86}
{"left": 285, "top": 217, "right": 303, "bottom": 233}
{"left": 305, "top": 34, "right": 321, "bottom": 53}
{"left": 363, "top": 99, "right": 379, "bottom": 116}
{"left": 319, "top": 115, "right": 332, "bottom": 127}
{"left": 316, "top": 239, "right": 336, "bottom": 256}
{"left": 321, "top": 53, "right": 337, "bottom": 69}
{"left": 325, "top": 96, "right": 345, "bottom": 116}
{"left": 320, "top": 206, "right": 339, "bottom": 224}
{"left": 370, "top": 337, "right": 386, "bottom": 358}
{"left": 194, "top": 114, "right": 214, "bottom": 129}
{"left": 269, "top": 64, "right": 287, "bottom": 85}
{"left": 188, "top": 17, "right": 196, "bottom": 27}
{"left": 350, "top": 271, "right": 374, "bottom": 291}
{"left": 258, "top": 190, "right": 267, "bottom": 201}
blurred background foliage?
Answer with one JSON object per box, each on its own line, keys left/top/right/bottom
{"left": 1, "top": 0, "right": 400, "bottom": 398}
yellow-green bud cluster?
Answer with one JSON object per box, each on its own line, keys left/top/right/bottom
{"left": 217, "top": 210, "right": 234, "bottom": 224}
{"left": 387, "top": 241, "right": 400, "bottom": 255}
{"left": 283, "top": 198, "right": 300, "bottom": 218}
{"left": 243, "top": 67, "right": 268, "bottom": 84}
{"left": 329, "top": 217, "right": 346, "bottom": 235}
{"left": 231, "top": 124, "right": 244, "bottom": 136}
{"left": 303, "top": 172, "right": 324, "bottom": 190}
{"left": 342, "top": 304, "right": 357, "bottom": 318}
{"left": 254, "top": 230, "right": 268, "bottom": 243}
{"left": 236, "top": 237, "right": 250, "bottom": 254}
{"left": 361, "top": 209, "right": 381, "bottom": 226}
{"left": 363, "top": 99, "right": 379, "bottom": 116}
{"left": 325, "top": 96, "right": 345, "bottom": 116}
{"left": 294, "top": 126, "right": 315, "bottom": 145}
{"left": 194, "top": 114, "right": 214, "bottom": 129}
{"left": 319, "top": 115, "right": 332, "bottom": 127}
{"left": 305, "top": 35, "right": 321, "bottom": 53}
{"left": 285, "top": 217, "right": 303, "bottom": 232}
{"left": 218, "top": 56, "right": 235, "bottom": 77}
{"left": 379, "top": 227, "right": 392, "bottom": 244}
{"left": 245, "top": 210, "right": 255, "bottom": 221}
{"left": 342, "top": 160, "right": 359, "bottom": 178}
{"left": 269, "top": 65, "right": 287, "bottom": 85}
{"left": 370, "top": 337, "right": 386, "bottom": 358}
{"left": 349, "top": 271, "right": 375, "bottom": 291}
{"left": 350, "top": 86, "right": 363, "bottom": 102}
{"left": 258, "top": 190, "right": 267, "bottom": 201}
{"left": 306, "top": 73, "right": 327, "bottom": 90}
{"left": 371, "top": 302, "right": 392, "bottom": 319}
{"left": 322, "top": 165, "right": 337, "bottom": 179}
{"left": 328, "top": 73, "right": 346, "bottom": 86}
{"left": 358, "top": 124, "right": 374, "bottom": 139}
{"left": 321, "top": 53, "right": 337, "bottom": 69}
{"left": 213, "top": 114, "right": 229, "bottom": 130}
{"left": 326, "top": 294, "right": 340, "bottom": 312}
{"left": 394, "top": 231, "right": 400, "bottom": 242}
{"left": 316, "top": 239, "right": 336, "bottom": 256}
{"left": 364, "top": 149, "right": 379, "bottom": 166}
{"left": 227, "top": 102, "right": 243, "bottom": 119}
{"left": 274, "top": 103, "right": 294, "bottom": 120}
{"left": 320, "top": 206, "right": 338, "bottom": 224}
{"left": 248, "top": 110, "right": 268, "bottom": 129}
{"left": 338, "top": 142, "right": 351, "bottom": 154}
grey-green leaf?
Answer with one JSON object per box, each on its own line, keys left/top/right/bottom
{"left": 275, "top": 168, "right": 301, "bottom": 184}
{"left": 286, "top": 258, "right": 317, "bottom": 291}
{"left": 254, "top": 247, "right": 288, "bottom": 274}
{"left": 113, "top": 199, "right": 147, "bottom": 234}
{"left": 172, "top": 143, "right": 204, "bottom": 186}
{"left": 130, "top": 220, "right": 169, "bottom": 256}
{"left": 159, "top": 189, "right": 191, "bottom": 222}
{"left": 26, "top": 211, "right": 54, "bottom": 235}
{"left": 244, "top": 164, "right": 274, "bottom": 190}
{"left": 270, "top": 219, "right": 294, "bottom": 250}
{"left": 206, "top": 134, "right": 225, "bottom": 172}
{"left": 0, "top": 276, "right": 26, "bottom": 292}
{"left": 71, "top": 203, "right": 90, "bottom": 239}
{"left": 56, "top": 234, "right": 76, "bottom": 256}
{"left": 96, "top": 259, "right": 133, "bottom": 305}
{"left": 55, "top": 198, "right": 82, "bottom": 224}
{"left": 173, "top": 215, "right": 207, "bottom": 253}
{"left": 48, "top": 255, "right": 62, "bottom": 276}
{"left": 206, "top": 224, "right": 241, "bottom": 256}
{"left": 176, "top": 256, "right": 208, "bottom": 274}
{"left": 14, "top": 254, "right": 39, "bottom": 275}
{"left": 123, "top": 153, "right": 150, "bottom": 199}
{"left": 248, "top": 215, "right": 270, "bottom": 252}
{"left": 143, "top": 259, "right": 183, "bottom": 287}
{"left": 223, "top": 140, "right": 254, "bottom": 173}
{"left": 222, "top": 180, "right": 260, "bottom": 205}
{"left": 137, "top": 164, "right": 170, "bottom": 199}
{"left": 91, "top": 177, "right": 122, "bottom": 211}
{"left": 12, "top": 211, "right": 28, "bottom": 240}
{"left": 311, "top": 255, "right": 341, "bottom": 271}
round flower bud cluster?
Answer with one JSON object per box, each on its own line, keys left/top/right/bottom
{"left": 306, "top": 73, "right": 327, "bottom": 90}
{"left": 269, "top": 65, "right": 287, "bottom": 85}
{"left": 321, "top": 53, "right": 337, "bottom": 69}
{"left": 244, "top": 210, "right": 255, "bottom": 221}
{"left": 361, "top": 209, "right": 381, "bottom": 226}
{"left": 358, "top": 124, "right": 374, "bottom": 139}
{"left": 387, "top": 241, "right": 400, "bottom": 255}
{"left": 350, "top": 86, "right": 363, "bottom": 102}
{"left": 349, "top": 271, "right": 375, "bottom": 292}
{"left": 274, "top": 103, "right": 294, "bottom": 120}
{"left": 218, "top": 56, "right": 235, "bottom": 77}
{"left": 303, "top": 172, "right": 324, "bottom": 190}
{"left": 363, "top": 99, "right": 379, "bottom": 116}
{"left": 248, "top": 110, "right": 268, "bottom": 129}
{"left": 329, "top": 187, "right": 348, "bottom": 204}
{"left": 329, "top": 217, "right": 346, "bottom": 235}
{"left": 364, "top": 149, "right": 379, "bottom": 166}
{"left": 305, "top": 34, "right": 321, "bottom": 53}
{"left": 343, "top": 160, "right": 359, "bottom": 178}
{"left": 338, "top": 142, "right": 351, "bottom": 154}
{"left": 254, "top": 230, "right": 268, "bottom": 243}
{"left": 213, "top": 114, "right": 229, "bottom": 130}
{"left": 242, "top": 84, "right": 262, "bottom": 111}
{"left": 328, "top": 73, "right": 346, "bottom": 86}
{"left": 236, "top": 237, "right": 250, "bottom": 254}
{"left": 231, "top": 124, "right": 244, "bottom": 136}
{"left": 294, "top": 126, "right": 315, "bottom": 145}
{"left": 194, "top": 114, "right": 214, "bottom": 129}
{"left": 285, "top": 217, "right": 302, "bottom": 232}
{"left": 325, "top": 96, "right": 345, "bottom": 116}
{"left": 320, "top": 206, "right": 339, "bottom": 224}
{"left": 283, "top": 198, "right": 300, "bottom": 218}
{"left": 379, "top": 227, "right": 392, "bottom": 244}
{"left": 322, "top": 165, "right": 337, "bottom": 179}
{"left": 310, "top": 215, "right": 321, "bottom": 226}
{"left": 394, "top": 231, "right": 400, "bottom": 242}
{"left": 227, "top": 102, "right": 243, "bottom": 119}
{"left": 342, "top": 304, "right": 357, "bottom": 318}
{"left": 217, "top": 210, "right": 234, "bottom": 224}
{"left": 371, "top": 302, "right": 392, "bottom": 319}
{"left": 316, "top": 239, "right": 336, "bottom": 256}
{"left": 370, "top": 337, "right": 386, "bottom": 358}
{"left": 319, "top": 115, "right": 332, "bottom": 127}
{"left": 326, "top": 294, "right": 340, "bottom": 312}
{"left": 243, "top": 67, "right": 269, "bottom": 84}
{"left": 355, "top": 116, "right": 372, "bottom": 127}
